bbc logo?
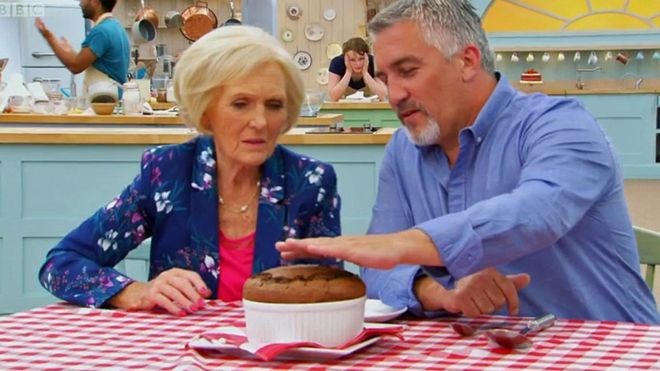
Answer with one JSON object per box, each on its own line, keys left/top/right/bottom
{"left": 0, "top": 2, "right": 46, "bottom": 17}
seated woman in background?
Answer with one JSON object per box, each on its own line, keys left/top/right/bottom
{"left": 327, "top": 37, "right": 387, "bottom": 102}
{"left": 38, "top": 25, "right": 342, "bottom": 316}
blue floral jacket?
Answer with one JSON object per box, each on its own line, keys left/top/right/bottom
{"left": 39, "top": 136, "right": 341, "bottom": 307}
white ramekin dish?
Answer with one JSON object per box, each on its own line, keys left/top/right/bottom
{"left": 243, "top": 296, "right": 366, "bottom": 347}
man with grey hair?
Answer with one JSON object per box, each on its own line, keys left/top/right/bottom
{"left": 277, "top": 0, "right": 659, "bottom": 323}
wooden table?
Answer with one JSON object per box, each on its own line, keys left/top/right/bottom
{"left": 0, "top": 113, "right": 344, "bottom": 127}
{"left": 1, "top": 301, "right": 658, "bottom": 369}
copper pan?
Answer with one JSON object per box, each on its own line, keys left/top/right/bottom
{"left": 135, "top": 0, "right": 159, "bottom": 28}
{"left": 180, "top": 1, "right": 218, "bottom": 42}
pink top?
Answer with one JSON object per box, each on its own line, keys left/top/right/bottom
{"left": 218, "top": 230, "right": 256, "bottom": 302}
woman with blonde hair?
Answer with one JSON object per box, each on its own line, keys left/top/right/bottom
{"left": 39, "top": 26, "right": 342, "bottom": 316}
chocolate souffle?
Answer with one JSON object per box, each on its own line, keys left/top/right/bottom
{"left": 243, "top": 265, "right": 366, "bottom": 303}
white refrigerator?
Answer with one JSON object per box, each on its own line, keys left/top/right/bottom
{"left": 19, "top": 1, "right": 86, "bottom": 96}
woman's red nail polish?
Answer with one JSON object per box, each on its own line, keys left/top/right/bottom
{"left": 197, "top": 299, "right": 205, "bottom": 308}
{"left": 178, "top": 310, "right": 187, "bottom": 317}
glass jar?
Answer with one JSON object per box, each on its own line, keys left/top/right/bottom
{"left": 122, "top": 81, "right": 142, "bottom": 115}
{"left": 40, "top": 78, "right": 62, "bottom": 100}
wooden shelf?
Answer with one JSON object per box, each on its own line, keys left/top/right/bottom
{"left": 494, "top": 45, "right": 660, "bottom": 52}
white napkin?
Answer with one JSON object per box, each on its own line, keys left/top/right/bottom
{"left": 339, "top": 95, "right": 379, "bottom": 103}
{"left": 345, "top": 91, "right": 366, "bottom": 100}
{"left": 340, "top": 91, "right": 380, "bottom": 102}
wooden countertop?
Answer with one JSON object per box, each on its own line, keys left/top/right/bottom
{"left": 0, "top": 123, "right": 396, "bottom": 145}
{"left": 0, "top": 113, "right": 343, "bottom": 126}
{"left": 321, "top": 86, "right": 659, "bottom": 111}
{"left": 322, "top": 102, "right": 392, "bottom": 110}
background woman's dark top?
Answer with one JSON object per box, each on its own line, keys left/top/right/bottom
{"left": 328, "top": 54, "right": 376, "bottom": 90}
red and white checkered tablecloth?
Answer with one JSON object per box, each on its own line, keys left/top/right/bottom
{"left": 1, "top": 301, "right": 658, "bottom": 370}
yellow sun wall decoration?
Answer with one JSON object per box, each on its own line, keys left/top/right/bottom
{"left": 482, "top": 0, "right": 660, "bottom": 32}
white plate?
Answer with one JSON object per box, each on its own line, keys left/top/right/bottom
{"left": 280, "top": 28, "right": 294, "bottom": 43}
{"left": 293, "top": 51, "right": 313, "bottom": 71}
{"left": 323, "top": 8, "right": 336, "bottom": 21}
{"left": 189, "top": 335, "right": 381, "bottom": 361}
{"left": 304, "top": 23, "right": 324, "bottom": 41}
{"left": 364, "top": 299, "right": 407, "bottom": 322}
{"left": 316, "top": 67, "right": 329, "bottom": 85}
{"left": 326, "top": 42, "right": 342, "bottom": 59}
{"left": 287, "top": 5, "right": 302, "bottom": 20}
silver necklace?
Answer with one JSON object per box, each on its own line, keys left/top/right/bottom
{"left": 218, "top": 181, "right": 261, "bottom": 213}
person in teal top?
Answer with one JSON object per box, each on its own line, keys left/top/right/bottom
{"left": 81, "top": 13, "right": 130, "bottom": 84}
{"left": 36, "top": 0, "right": 130, "bottom": 85}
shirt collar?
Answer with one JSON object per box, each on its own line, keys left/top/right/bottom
{"left": 93, "top": 13, "right": 113, "bottom": 27}
{"left": 467, "top": 72, "right": 517, "bottom": 142}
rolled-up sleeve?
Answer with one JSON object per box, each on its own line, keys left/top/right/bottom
{"left": 418, "top": 100, "right": 615, "bottom": 279}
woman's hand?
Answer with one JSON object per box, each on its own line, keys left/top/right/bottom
{"left": 344, "top": 54, "right": 353, "bottom": 76}
{"left": 362, "top": 54, "right": 370, "bottom": 78}
{"left": 108, "top": 268, "right": 211, "bottom": 316}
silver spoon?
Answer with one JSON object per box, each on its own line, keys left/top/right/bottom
{"left": 486, "top": 313, "right": 556, "bottom": 349}
{"left": 451, "top": 321, "right": 510, "bottom": 337}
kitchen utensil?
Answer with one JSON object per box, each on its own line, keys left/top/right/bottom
{"left": 91, "top": 102, "right": 116, "bottom": 115}
{"left": 88, "top": 80, "right": 121, "bottom": 103}
{"left": 304, "top": 23, "right": 324, "bottom": 41}
{"left": 450, "top": 321, "right": 510, "bottom": 337}
{"left": 573, "top": 51, "right": 581, "bottom": 62}
{"left": 122, "top": 82, "right": 143, "bottom": 115}
{"left": 165, "top": 10, "right": 183, "bottom": 28}
{"left": 293, "top": 50, "right": 312, "bottom": 71}
{"left": 280, "top": 28, "right": 294, "bottom": 43}
{"left": 587, "top": 51, "right": 598, "bottom": 65}
{"left": 38, "top": 78, "right": 61, "bottom": 100}
{"left": 557, "top": 52, "right": 565, "bottom": 62}
{"left": 542, "top": 52, "right": 550, "bottom": 63}
{"left": 526, "top": 52, "right": 534, "bottom": 62}
{"left": 287, "top": 4, "right": 302, "bottom": 20}
{"left": 652, "top": 50, "right": 660, "bottom": 61}
{"left": 7, "top": 95, "right": 34, "bottom": 113}
{"left": 604, "top": 51, "right": 613, "bottom": 61}
{"left": 223, "top": 0, "right": 241, "bottom": 26}
{"left": 180, "top": 1, "right": 218, "bottom": 42}
{"left": 135, "top": 0, "right": 159, "bottom": 28}
{"left": 495, "top": 53, "right": 503, "bottom": 62}
{"left": 486, "top": 313, "right": 556, "bottom": 349}
{"left": 510, "top": 52, "right": 519, "bottom": 63}
{"left": 616, "top": 52, "right": 629, "bottom": 64}
{"left": 635, "top": 51, "right": 645, "bottom": 61}
{"left": 132, "top": 19, "right": 157, "bottom": 44}
{"left": 300, "top": 90, "right": 324, "bottom": 116}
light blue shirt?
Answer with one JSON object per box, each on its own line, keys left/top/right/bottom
{"left": 362, "top": 75, "right": 659, "bottom": 323}
{"left": 81, "top": 18, "right": 130, "bottom": 84}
